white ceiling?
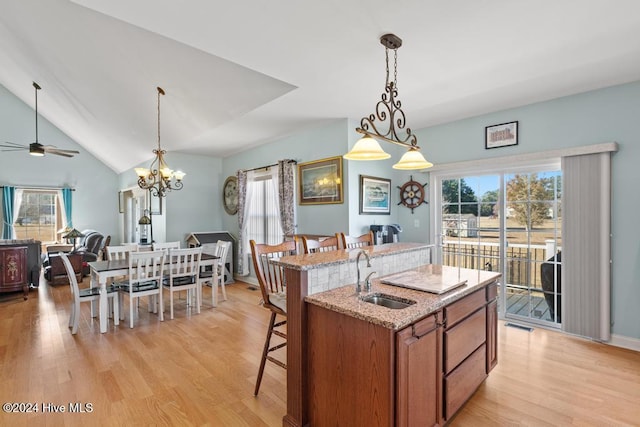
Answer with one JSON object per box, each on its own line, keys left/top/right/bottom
{"left": 2, "top": 0, "right": 640, "bottom": 173}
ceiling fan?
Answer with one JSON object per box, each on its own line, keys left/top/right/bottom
{"left": 0, "top": 82, "right": 80, "bottom": 158}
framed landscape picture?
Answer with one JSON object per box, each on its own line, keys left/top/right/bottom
{"left": 360, "top": 175, "right": 391, "bottom": 214}
{"left": 298, "top": 156, "right": 343, "bottom": 205}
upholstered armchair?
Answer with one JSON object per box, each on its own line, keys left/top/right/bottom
{"left": 74, "top": 230, "right": 109, "bottom": 275}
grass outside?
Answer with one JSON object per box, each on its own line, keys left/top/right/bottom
{"left": 447, "top": 217, "right": 562, "bottom": 246}
{"left": 13, "top": 224, "right": 57, "bottom": 245}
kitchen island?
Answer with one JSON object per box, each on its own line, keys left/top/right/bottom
{"left": 306, "top": 265, "right": 500, "bottom": 426}
{"left": 271, "top": 243, "right": 499, "bottom": 426}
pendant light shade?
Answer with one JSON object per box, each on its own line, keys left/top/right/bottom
{"left": 344, "top": 135, "right": 391, "bottom": 160}
{"left": 392, "top": 147, "right": 433, "bottom": 170}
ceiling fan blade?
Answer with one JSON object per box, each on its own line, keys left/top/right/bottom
{"left": 0, "top": 141, "right": 28, "bottom": 150}
{"left": 46, "top": 150, "right": 74, "bottom": 158}
{"left": 43, "top": 148, "right": 78, "bottom": 158}
{"left": 42, "top": 145, "right": 79, "bottom": 154}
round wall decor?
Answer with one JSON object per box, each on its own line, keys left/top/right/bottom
{"left": 223, "top": 176, "right": 238, "bottom": 215}
{"left": 397, "top": 175, "right": 428, "bottom": 214}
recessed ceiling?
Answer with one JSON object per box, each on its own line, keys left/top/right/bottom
{"left": 2, "top": 0, "right": 640, "bottom": 173}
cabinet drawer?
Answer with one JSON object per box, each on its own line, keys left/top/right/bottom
{"left": 445, "top": 288, "right": 485, "bottom": 328}
{"left": 444, "top": 308, "right": 486, "bottom": 373}
{"left": 486, "top": 282, "right": 498, "bottom": 301}
{"left": 444, "top": 344, "right": 487, "bottom": 420}
{"left": 412, "top": 314, "right": 438, "bottom": 338}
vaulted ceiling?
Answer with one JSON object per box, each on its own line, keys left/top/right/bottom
{"left": 2, "top": 0, "right": 640, "bottom": 173}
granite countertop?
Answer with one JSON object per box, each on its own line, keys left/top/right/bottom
{"left": 305, "top": 265, "right": 501, "bottom": 330}
{"left": 271, "top": 242, "right": 432, "bottom": 271}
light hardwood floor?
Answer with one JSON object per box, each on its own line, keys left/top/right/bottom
{"left": 1, "top": 278, "right": 638, "bottom": 426}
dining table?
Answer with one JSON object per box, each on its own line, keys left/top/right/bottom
{"left": 88, "top": 252, "right": 219, "bottom": 333}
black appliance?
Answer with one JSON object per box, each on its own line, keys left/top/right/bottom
{"left": 370, "top": 224, "right": 403, "bottom": 244}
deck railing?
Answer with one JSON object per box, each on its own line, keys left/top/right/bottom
{"left": 442, "top": 240, "right": 560, "bottom": 289}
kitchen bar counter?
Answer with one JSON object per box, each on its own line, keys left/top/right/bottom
{"left": 305, "top": 264, "right": 501, "bottom": 425}
{"left": 305, "top": 265, "right": 501, "bottom": 330}
{"left": 272, "top": 242, "right": 431, "bottom": 271}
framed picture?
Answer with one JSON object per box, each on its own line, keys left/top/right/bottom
{"left": 118, "top": 191, "right": 124, "bottom": 213}
{"left": 298, "top": 156, "right": 343, "bottom": 205}
{"left": 360, "top": 175, "right": 391, "bottom": 215}
{"left": 485, "top": 121, "right": 518, "bottom": 149}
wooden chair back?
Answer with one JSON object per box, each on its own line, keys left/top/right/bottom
{"left": 250, "top": 240, "right": 297, "bottom": 313}
{"left": 337, "top": 231, "right": 375, "bottom": 249}
{"left": 302, "top": 236, "right": 340, "bottom": 254}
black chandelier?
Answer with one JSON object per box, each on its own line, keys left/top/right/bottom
{"left": 345, "top": 34, "right": 433, "bottom": 170}
{"left": 135, "top": 87, "right": 185, "bottom": 197}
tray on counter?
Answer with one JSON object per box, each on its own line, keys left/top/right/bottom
{"left": 380, "top": 267, "right": 468, "bottom": 294}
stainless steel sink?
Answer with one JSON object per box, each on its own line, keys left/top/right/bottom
{"left": 360, "top": 293, "right": 416, "bottom": 309}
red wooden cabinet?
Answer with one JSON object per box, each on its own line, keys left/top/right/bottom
{"left": 0, "top": 246, "right": 29, "bottom": 299}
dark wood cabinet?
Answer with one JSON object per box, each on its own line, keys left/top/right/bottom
{"left": 486, "top": 283, "right": 498, "bottom": 373}
{"left": 442, "top": 286, "right": 495, "bottom": 421}
{"left": 305, "top": 279, "right": 499, "bottom": 426}
{"left": 396, "top": 314, "right": 442, "bottom": 426}
{"left": 0, "top": 246, "right": 29, "bottom": 299}
{"left": 307, "top": 304, "right": 442, "bottom": 426}
{"left": 307, "top": 304, "right": 395, "bottom": 426}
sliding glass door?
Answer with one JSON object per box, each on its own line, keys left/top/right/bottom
{"left": 434, "top": 166, "right": 562, "bottom": 327}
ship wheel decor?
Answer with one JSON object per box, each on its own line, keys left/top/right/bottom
{"left": 397, "top": 176, "right": 428, "bottom": 213}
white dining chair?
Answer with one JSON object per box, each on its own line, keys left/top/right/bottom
{"left": 106, "top": 244, "right": 139, "bottom": 261}
{"left": 116, "top": 250, "right": 165, "bottom": 328}
{"left": 198, "top": 240, "right": 231, "bottom": 307}
{"left": 163, "top": 247, "right": 202, "bottom": 319}
{"left": 152, "top": 241, "right": 181, "bottom": 253}
{"left": 60, "top": 253, "right": 119, "bottom": 334}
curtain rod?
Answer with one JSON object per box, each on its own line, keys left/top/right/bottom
{"left": 0, "top": 185, "right": 75, "bottom": 191}
{"left": 242, "top": 159, "right": 297, "bottom": 173}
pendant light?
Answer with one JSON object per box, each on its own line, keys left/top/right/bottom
{"left": 345, "top": 34, "right": 433, "bottom": 170}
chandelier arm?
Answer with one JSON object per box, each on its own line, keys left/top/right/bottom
{"left": 356, "top": 81, "right": 419, "bottom": 148}
{"left": 136, "top": 86, "right": 184, "bottom": 198}
{"left": 356, "top": 127, "right": 419, "bottom": 149}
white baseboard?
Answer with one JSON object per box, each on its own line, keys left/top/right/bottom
{"left": 608, "top": 334, "right": 640, "bottom": 352}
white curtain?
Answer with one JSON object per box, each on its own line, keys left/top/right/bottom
{"left": 238, "top": 167, "right": 285, "bottom": 276}
{"left": 57, "top": 189, "right": 68, "bottom": 230}
{"left": 238, "top": 170, "right": 254, "bottom": 276}
{"left": 11, "top": 189, "right": 24, "bottom": 239}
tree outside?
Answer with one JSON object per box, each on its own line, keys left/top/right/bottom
{"left": 506, "top": 173, "right": 556, "bottom": 230}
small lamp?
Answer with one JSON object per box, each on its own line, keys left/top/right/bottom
{"left": 63, "top": 228, "right": 85, "bottom": 252}
{"left": 138, "top": 210, "right": 151, "bottom": 245}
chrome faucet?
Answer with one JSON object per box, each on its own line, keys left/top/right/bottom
{"left": 364, "top": 271, "right": 376, "bottom": 293}
{"left": 355, "top": 250, "right": 371, "bottom": 293}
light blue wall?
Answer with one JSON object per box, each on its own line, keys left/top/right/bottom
{"left": 221, "top": 118, "right": 407, "bottom": 240}
{"left": 393, "top": 81, "right": 640, "bottom": 340}
{"left": 0, "top": 84, "right": 119, "bottom": 238}
{"left": 118, "top": 152, "right": 222, "bottom": 244}
{"left": 221, "top": 119, "right": 352, "bottom": 238}
{"left": 4, "top": 77, "right": 638, "bottom": 341}
{"left": 226, "top": 80, "right": 638, "bottom": 340}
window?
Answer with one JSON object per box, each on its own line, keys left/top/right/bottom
{"left": 15, "top": 190, "right": 61, "bottom": 243}
{"left": 246, "top": 174, "right": 283, "bottom": 245}
{"left": 434, "top": 162, "right": 562, "bottom": 327}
